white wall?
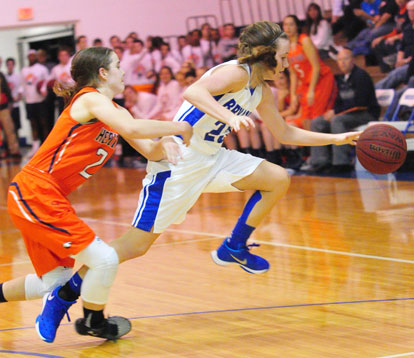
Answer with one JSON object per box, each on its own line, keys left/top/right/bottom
{"left": 0, "top": 0, "right": 223, "bottom": 46}
{"left": 0, "top": 0, "right": 333, "bottom": 46}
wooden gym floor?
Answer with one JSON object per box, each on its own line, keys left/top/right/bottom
{"left": 0, "top": 163, "right": 413, "bottom": 358}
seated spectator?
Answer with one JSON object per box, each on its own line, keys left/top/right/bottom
{"left": 109, "top": 35, "right": 121, "bottom": 49}
{"left": 182, "top": 30, "right": 203, "bottom": 68}
{"left": 332, "top": 0, "right": 371, "bottom": 40}
{"left": 304, "top": 48, "right": 380, "bottom": 173}
{"left": 305, "top": 2, "right": 340, "bottom": 59}
{"left": 217, "top": 23, "right": 239, "bottom": 62}
{"left": 173, "top": 35, "right": 188, "bottom": 64}
{"left": 200, "top": 23, "right": 220, "bottom": 67}
{"left": 93, "top": 38, "right": 103, "bottom": 47}
{"left": 210, "top": 27, "right": 221, "bottom": 46}
{"left": 375, "top": 0, "right": 414, "bottom": 89}
{"left": 184, "top": 69, "right": 197, "bottom": 86}
{"left": 195, "top": 67, "right": 208, "bottom": 79}
{"left": 347, "top": 0, "right": 399, "bottom": 55}
{"left": 147, "top": 66, "right": 182, "bottom": 121}
{"left": 371, "top": 0, "right": 409, "bottom": 72}
{"left": 160, "top": 42, "right": 181, "bottom": 74}
{"left": 123, "top": 85, "right": 157, "bottom": 118}
{"left": 148, "top": 36, "right": 163, "bottom": 72}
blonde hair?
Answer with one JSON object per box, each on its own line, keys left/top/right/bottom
{"left": 238, "top": 21, "right": 288, "bottom": 85}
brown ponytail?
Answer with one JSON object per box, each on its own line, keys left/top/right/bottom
{"left": 237, "top": 21, "right": 288, "bottom": 85}
{"left": 54, "top": 47, "right": 113, "bottom": 105}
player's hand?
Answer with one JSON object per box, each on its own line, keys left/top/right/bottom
{"left": 178, "top": 122, "right": 193, "bottom": 146}
{"left": 306, "top": 90, "right": 315, "bottom": 106}
{"left": 228, "top": 116, "right": 255, "bottom": 132}
{"left": 333, "top": 131, "right": 362, "bottom": 146}
{"left": 161, "top": 137, "right": 183, "bottom": 165}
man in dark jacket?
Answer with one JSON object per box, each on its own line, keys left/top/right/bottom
{"left": 303, "top": 48, "right": 380, "bottom": 173}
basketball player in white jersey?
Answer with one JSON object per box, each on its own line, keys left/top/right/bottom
{"left": 2, "top": 21, "right": 360, "bottom": 342}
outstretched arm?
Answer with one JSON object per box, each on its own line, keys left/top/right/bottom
{"left": 183, "top": 64, "right": 255, "bottom": 131}
{"left": 77, "top": 92, "right": 192, "bottom": 144}
{"left": 257, "top": 84, "right": 360, "bottom": 146}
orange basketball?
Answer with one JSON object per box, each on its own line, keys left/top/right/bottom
{"left": 356, "top": 124, "right": 407, "bottom": 174}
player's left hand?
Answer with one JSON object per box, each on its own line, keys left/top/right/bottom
{"left": 333, "top": 131, "right": 362, "bottom": 146}
{"left": 228, "top": 115, "right": 255, "bottom": 132}
{"left": 161, "top": 137, "right": 183, "bottom": 165}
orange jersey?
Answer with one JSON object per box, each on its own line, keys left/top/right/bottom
{"left": 24, "top": 87, "right": 119, "bottom": 196}
{"left": 288, "top": 34, "right": 332, "bottom": 91}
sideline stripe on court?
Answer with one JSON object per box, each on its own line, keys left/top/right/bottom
{"left": 1, "top": 220, "right": 412, "bottom": 267}
{"left": 77, "top": 218, "right": 414, "bottom": 265}
{"left": 377, "top": 353, "right": 414, "bottom": 358}
{"left": 1, "top": 297, "right": 414, "bottom": 333}
{"left": 0, "top": 350, "right": 66, "bottom": 358}
{"left": 254, "top": 240, "right": 414, "bottom": 265}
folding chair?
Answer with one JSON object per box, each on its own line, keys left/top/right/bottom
{"left": 375, "top": 89, "right": 396, "bottom": 121}
{"left": 391, "top": 88, "right": 414, "bottom": 135}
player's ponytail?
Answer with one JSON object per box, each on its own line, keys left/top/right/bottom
{"left": 238, "top": 21, "right": 288, "bottom": 85}
{"left": 54, "top": 47, "right": 113, "bottom": 105}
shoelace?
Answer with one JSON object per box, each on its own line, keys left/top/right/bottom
{"left": 244, "top": 243, "right": 260, "bottom": 250}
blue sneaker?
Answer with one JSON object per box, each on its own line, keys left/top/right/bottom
{"left": 35, "top": 286, "right": 76, "bottom": 343}
{"left": 211, "top": 239, "right": 270, "bottom": 274}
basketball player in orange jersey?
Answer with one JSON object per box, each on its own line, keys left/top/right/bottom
{"left": 1, "top": 47, "right": 192, "bottom": 343}
{"left": 2, "top": 22, "right": 359, "bottom": 343}
{"left": 283, "top": 15, "right": 336, "bottom": 130}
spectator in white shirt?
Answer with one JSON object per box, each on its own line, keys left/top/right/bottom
{"left": 124, "top": 85, "right": 157, "bottom": 118}
{"left": 122, "top": 39, "right": 153, "bottom": 86}
{"left": 21, "top": 49, "right": 49, "bottom": 156}
{"left": 5, "top": 57, "right": 23, "bottom": 134}
{"left": 148, "top": 66, "right": 182, "bottom": 121}
{"left": 217, "top": 23, "right": 239, "bottom": 62}
{"left": 41, "top": 47, "right": 73, "bottom": 115}
{"left": 306, "top": 2, "right": 340, "bottom": 59}
{"left": 200, "top": 23, "right": 219, "bottom": 68}
{"left": 160, "top": 42, "right": 181, "bottom": 74}
{"left": 182, "top": 30, "right": 203, "bottom": 68}
{"left": 109, "top": 35, "right": 121, "bottom": 49}
{"left": 76, "top": 35, "right": 88, "bottom": 52}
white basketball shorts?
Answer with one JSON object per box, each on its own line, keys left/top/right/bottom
{"left": 131, "top": 143, "right": 264, "bottom": 233}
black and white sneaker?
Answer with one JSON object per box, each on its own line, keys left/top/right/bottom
{"left": 74, "top": 316, "right": 131, "bottom": 340}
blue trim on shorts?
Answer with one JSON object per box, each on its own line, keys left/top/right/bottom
{"left": 133, "top": 171, "right": 171, "bottom": 232}
{"left": 132, "top": 175, "right": 156, "bottom": 227}
{"left": 9, "top": 182, "right": 71, "bottom": 235}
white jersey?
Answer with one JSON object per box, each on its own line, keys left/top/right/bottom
{"left": 173, "top": 60, "right": 263, "bottom": 155}
{"left": 21, "top": 63, "right": 48, "bottom": 104}
{"left": 5, "top": 72, "right": 23, "bottom": 108}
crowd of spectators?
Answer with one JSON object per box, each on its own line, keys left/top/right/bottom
{"left": 0, "top": 0, "right": 413, "bottom": 173}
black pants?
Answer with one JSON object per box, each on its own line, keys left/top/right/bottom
{"left": 26, "top": 101, "right": 49, "bottom": 142}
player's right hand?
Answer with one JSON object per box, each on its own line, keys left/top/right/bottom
{"left": 228, "top": 116, "right": 256, "bottom": 132}
{"left": 179, "top": 122, "right": 193, "bottom": 146}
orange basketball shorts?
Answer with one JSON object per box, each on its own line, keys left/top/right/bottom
{"left": 7, "top": 171, "right": 96, "bottom": 276}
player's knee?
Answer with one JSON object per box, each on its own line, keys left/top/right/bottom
{"left": 93, "top": 246, "right": 119, "bottom": 288}
{"left": 259, "top": 162, "right": 290, "bottom": 193}
{"left": 276, "top": 167, "right": 291, "bottom": 194}
{"left": 25, "top": 267, "right": 72, "bottom": 299}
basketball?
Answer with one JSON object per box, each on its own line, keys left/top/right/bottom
{"left": 356, "top": 124, "right": 407, "bottom": 174}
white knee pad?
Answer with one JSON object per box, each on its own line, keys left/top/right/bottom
{"left": 72, "top": 237, "right": 119, "bottom": 305}
{"left": 25, "top": 266, "right": 73, "bottom": 300}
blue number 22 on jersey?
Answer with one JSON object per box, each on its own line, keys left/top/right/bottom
{"left": 204, "top": 121, "right": 232, "bottom": 143}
